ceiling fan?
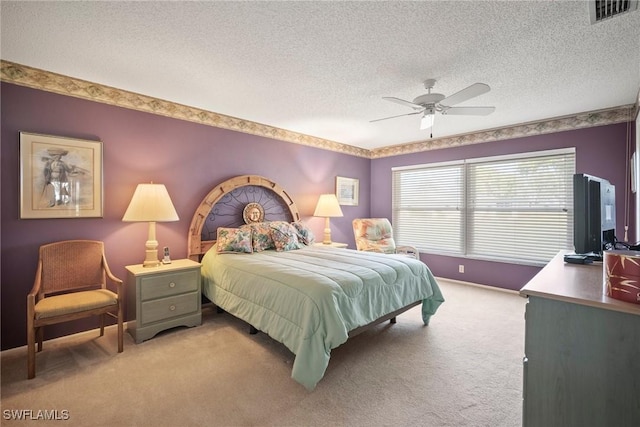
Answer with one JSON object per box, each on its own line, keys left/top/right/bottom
{"left": 371, "top": 79, "right": 495, "bottom": 130}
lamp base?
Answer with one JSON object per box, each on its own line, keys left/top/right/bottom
{"left": 322, "top": 217, "right": 332, "bottom": 245}
{"left": 143, "top": 252, "right": 161, "bottom": 268}
{"left": 142, "top": 223, "right": 160, "bottom": 267}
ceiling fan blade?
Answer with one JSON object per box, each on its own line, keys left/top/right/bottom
{"left": 370, "top": 111, "right": 423, "bottom": 123}
{"left": 382, "top": 97, "right": 424, "bottom": 111}
{"left": 439, "top": 83, "right": 490, "bottom": 107}
{"left": 441, "top": 106, "right": 495, "bottom": 116}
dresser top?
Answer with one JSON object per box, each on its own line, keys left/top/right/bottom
{"left": 520, "top": 251, "right": 640, "bottom": 316}
{"left": 125, "top": 258, "right": 200, "bottom": 276}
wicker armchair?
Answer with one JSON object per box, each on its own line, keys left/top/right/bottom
{"left": 352, "top": 218, "right": 419, "bottom": 259}
{"left": 27, "top": 240, "right": 124, "bottom": 379}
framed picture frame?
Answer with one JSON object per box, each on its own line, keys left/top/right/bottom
{"left": 336, "top": 176, "right": 359, "bottom": 206}
{"left": 19, "top": 132, "right": 103, "bottom": 219}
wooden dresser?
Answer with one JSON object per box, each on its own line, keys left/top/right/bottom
{"left": 519, "top": 251, "right": 640, "bottom": 427}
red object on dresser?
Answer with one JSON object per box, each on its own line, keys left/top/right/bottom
{"left": 603, "top": 250, "right": 640, "bottom": 304}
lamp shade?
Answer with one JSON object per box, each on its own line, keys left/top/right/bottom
{"left": 313, "top": 194, "right": 343, "bottom": 218}
{"left": 122, "top": 183, "right": 179, "bottom": 222}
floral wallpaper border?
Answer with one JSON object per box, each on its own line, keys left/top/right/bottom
{"left": 0, "top": 60, "right": 370, "bottom": 158}
{"left": 1, "top": 60, "right": 637, "bottom": 160}
{"left": 371, "top": 105, "right": 636, "bottom": 158}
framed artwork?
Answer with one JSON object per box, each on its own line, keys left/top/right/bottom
{"left": 336, "top": 176, "right": 359, "bottom": 206}
{"left": 19, "top": 132, "right": 103, "bottom": 219}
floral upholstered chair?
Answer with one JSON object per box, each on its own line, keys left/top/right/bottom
{"left": 352, "top": 218, "right": 419, "bottom": 259}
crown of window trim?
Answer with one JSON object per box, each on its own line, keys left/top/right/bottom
{"left": 1, "top": 60, "right": 635, "bottom": 160}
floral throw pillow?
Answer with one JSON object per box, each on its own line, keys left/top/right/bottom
{"left": 270, "top": 221, "right": 303, "bottom": 252}
{"left": 216, "top": 227, "right": 252, "bottom": 254}
{"left": 291, "top": 221, "right": 316, "bottom": 245}
{"left": 240, "top": 222, "right": 275, "bottom": 252}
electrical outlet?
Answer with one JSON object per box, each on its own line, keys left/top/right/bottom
{"left": 458, "top": 264, "right": 464, "bottom": 273}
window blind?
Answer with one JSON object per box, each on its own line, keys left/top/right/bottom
{"left": 392, "top": 162, "right": 464, "bottom": 255}
{"left": 465, "top": 150, "right": 575, "bottom": 264}
{"left": 392, "top": 149, "right": 575, "bottom": 265}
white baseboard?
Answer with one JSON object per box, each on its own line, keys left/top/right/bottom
{"left": 435, "top": 276, "right": 521, "bottom": 295}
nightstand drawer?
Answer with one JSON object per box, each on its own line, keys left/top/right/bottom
{"left": 140, "top": 270, "right": 198, "bottom": 301}
{"left": 141, "top": 292, "right": 199, "bottom": 324}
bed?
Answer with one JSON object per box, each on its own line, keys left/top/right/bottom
{"left": 188, "top": 175, "right": 444, "bottom": 390}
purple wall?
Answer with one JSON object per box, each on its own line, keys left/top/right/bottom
{"left": 371, "top": 123, "right": 636, "bottom": 291}
{"left": 2, "top": 81, "right": 635, "bottom": 350}
{"left": 0, "top": 83, "right": 370, "bottom": 350}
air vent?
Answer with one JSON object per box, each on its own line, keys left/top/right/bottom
{"left": 590, "top": 0, "right": 638, "bottom": 23}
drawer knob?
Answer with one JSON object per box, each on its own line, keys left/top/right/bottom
{"left": 169, "top": 282, "right": 176, "bottom": 288}
{"left": 169, "top": 305, "right": 176, "bottom": 311}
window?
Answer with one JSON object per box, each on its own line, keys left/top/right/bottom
{"left": 392, "top": 148, "right": 575, "bottom": 265}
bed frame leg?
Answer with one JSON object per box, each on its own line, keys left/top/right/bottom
{"left": 249, "top": 325, "right": 258, "bottom": 335}
{"left": 390, "top": 317, "right": 397, "bottom": 324}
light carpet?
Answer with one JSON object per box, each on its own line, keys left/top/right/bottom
{"left": 1, "top": 279, "right": 526, "bottom": 426}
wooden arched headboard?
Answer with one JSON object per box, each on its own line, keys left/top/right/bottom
{"left": 188, "top": 175, "right": 300, "bottom": 261}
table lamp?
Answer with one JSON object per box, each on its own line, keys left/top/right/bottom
{"left": 313, "top": 194, "right": 343, "bottom": 245}
{"left": 122, "top": 183, "right": 179, "bottom": 267}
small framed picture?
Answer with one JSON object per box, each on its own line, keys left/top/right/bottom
{"left": 336, "top": 176, "right": 359, "bottom": 206}
{"left": 19, "top": 132, "right": 103, "bottom": 219}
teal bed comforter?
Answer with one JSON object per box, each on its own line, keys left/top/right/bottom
{"left": 200, "top": 246, "right": 444, "bottom": 390}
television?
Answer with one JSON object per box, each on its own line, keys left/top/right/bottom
{"left": 573, "top": 173, "right": 616, "bottom": 255}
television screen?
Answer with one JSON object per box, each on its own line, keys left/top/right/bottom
{"left": 573, "top": 173, "right": 616, "bottom": 255}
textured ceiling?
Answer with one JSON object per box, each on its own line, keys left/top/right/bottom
{"left": 1, "top": 1, "right": 639, "bottom": 150}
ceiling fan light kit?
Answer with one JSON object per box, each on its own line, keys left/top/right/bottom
{"left": 371, "top": 79, "right": 496, "bottom": 132}
{"left": 420, "top": 111, "right": 435, "bottom": 130}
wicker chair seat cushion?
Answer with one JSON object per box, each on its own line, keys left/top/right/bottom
{"left": 35, "top": 289, "right": 118, "bottom": 320}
